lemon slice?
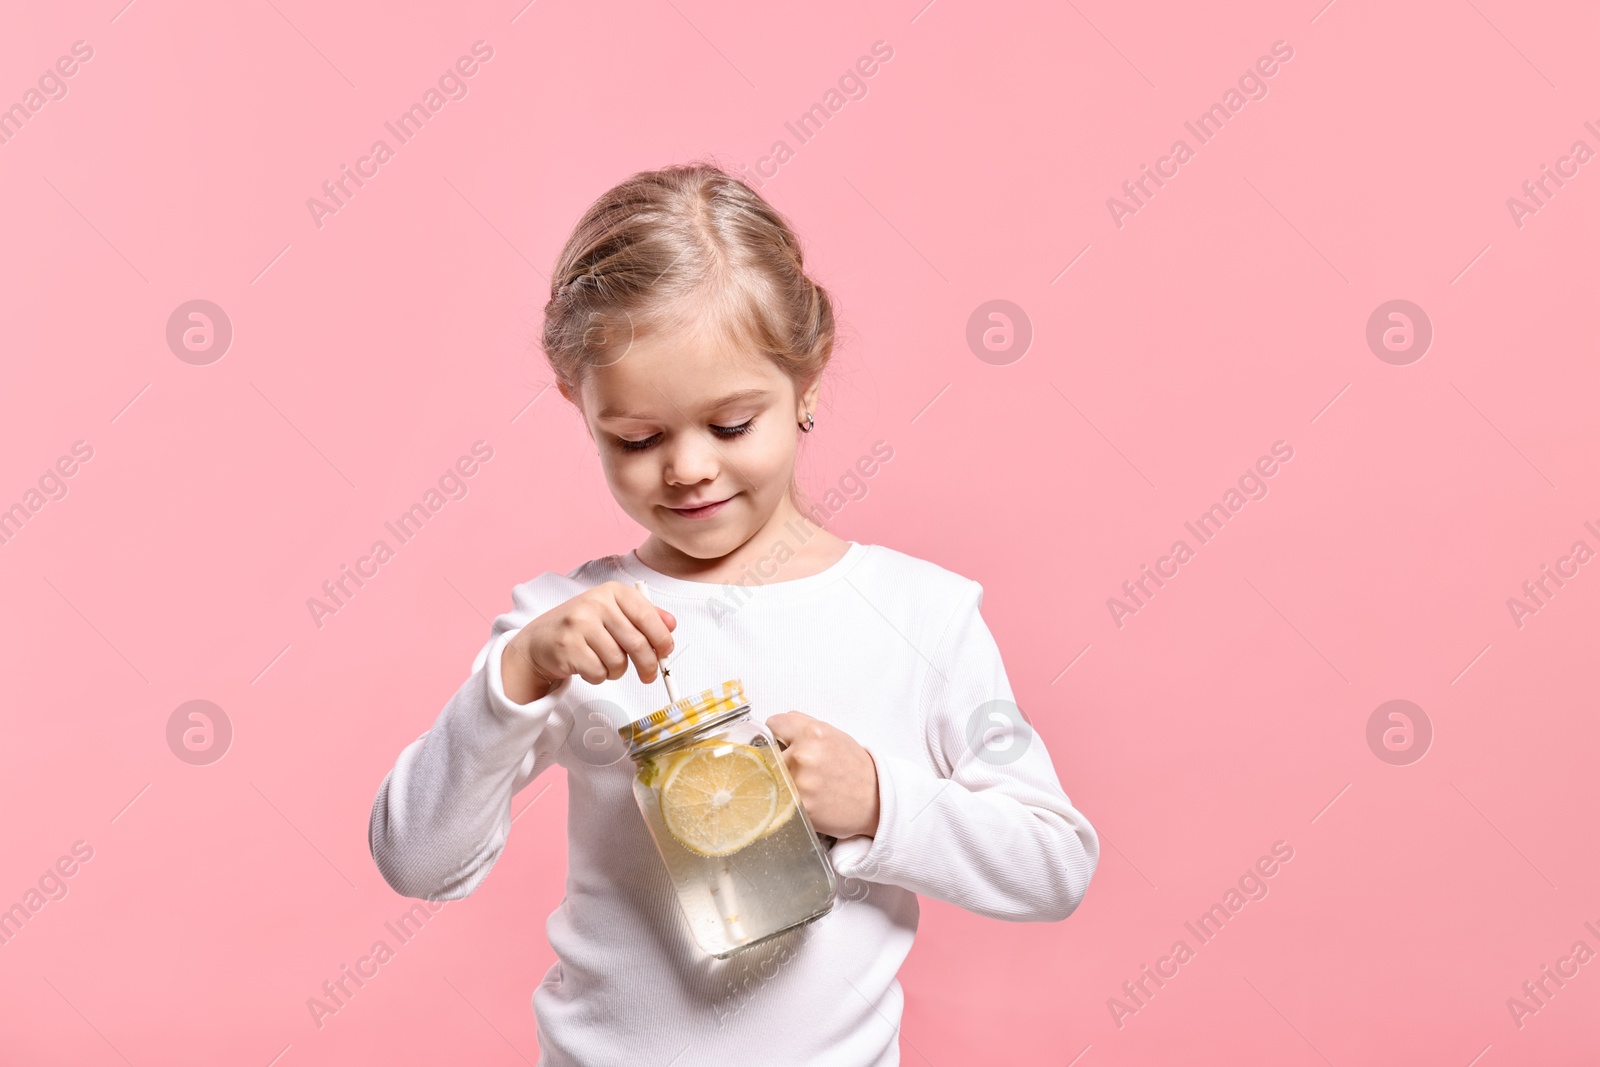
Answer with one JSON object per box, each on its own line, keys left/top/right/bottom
{"left": 637, "top": 738, "right": 721, "bottom": 789}
{"left": 658, "top": 744, "right": 779, "bottom": 857}
{"left": 754, "top": 745, "right": 797, "bottom": 838}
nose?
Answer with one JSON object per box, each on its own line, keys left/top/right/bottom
{"left": 661, "top": 428, "right": 722, "bottom": 486}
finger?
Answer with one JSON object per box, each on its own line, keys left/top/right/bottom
{"left": 599, "top": 601, "right": 661, "bottom": 683}
{"left": 765, "top": 711, "right": 801, "bottom": 745}
{"left": 615, "top": 585, "right": 677, "bottom": 657}
{"left": 778, "top": 747, "right": 800, "bottom": 781}
{"left": 769, "top": 710, "right": 819, "bottom": 736}
{"left": 567, "top": 643, "right": 612, "bottom": 686}
{"left": 581, "top": 625, "right": 630, "bottom": 683}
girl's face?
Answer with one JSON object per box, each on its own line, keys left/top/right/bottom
{"left": 562, "top": 317, "right": 819, "bottom": 563}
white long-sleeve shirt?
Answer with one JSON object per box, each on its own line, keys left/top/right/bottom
{"left": 368, "top": 539, "right": 1099, "bottom": 1066}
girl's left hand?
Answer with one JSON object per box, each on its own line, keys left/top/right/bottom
{"left": 764, "top": 711, "right": 880, "bottom": 840}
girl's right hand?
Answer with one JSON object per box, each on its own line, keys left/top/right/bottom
{"left": 501, "top": 581, "right": 677, "bottom": 705}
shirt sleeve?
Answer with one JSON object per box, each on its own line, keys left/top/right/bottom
{"left": 367, "top": 575, "right": 579, "bottom": 901}
{"left": 828, "top": 579, "right": 1100, "bottom": 922}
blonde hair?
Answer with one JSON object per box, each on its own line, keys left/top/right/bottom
{"left": 541, "top": 161, "right": 837, "bottom": 402}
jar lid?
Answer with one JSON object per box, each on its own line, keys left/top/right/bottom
{"left": 618, "top": 677, "right": 748, "bottom": 758}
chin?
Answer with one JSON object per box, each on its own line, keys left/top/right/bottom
{"left": 657, "top": 525, "right": 750, "bottom": 561}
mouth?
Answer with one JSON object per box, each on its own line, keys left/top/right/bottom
{"left": 664, "top": 494, "right": 735, "bottom": 519}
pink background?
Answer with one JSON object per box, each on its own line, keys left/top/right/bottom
{"left": 3, "top": 0, "right": 1597, "bottom": 1064}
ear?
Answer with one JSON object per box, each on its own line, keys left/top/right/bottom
{"left": 558, "top": 380, "right": 596, "bottom": 440}
{"left": 797, "top": 374, "right": 822, "bottom": 419}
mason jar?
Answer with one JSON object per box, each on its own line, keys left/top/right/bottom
{"left": 619, "top": 678, "right": 837, "bottom": 958}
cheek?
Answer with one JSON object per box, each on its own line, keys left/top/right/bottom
{"left": 750, "top": 424, "right": 796, "bottom": 482}
{"left": 600, "top": 452, "right": 653, "bottom": 498}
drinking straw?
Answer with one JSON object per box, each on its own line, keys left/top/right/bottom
{"left": 636, "top": 579, "right": 748, "bottom": 949}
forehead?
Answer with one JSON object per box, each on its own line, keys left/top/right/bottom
{"left": 584, "top": 318, "right": 788, "bottom": 419}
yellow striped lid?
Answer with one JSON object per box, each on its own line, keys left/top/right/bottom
{"left": 618, "top": 677, "right": 748, "bottom": 757}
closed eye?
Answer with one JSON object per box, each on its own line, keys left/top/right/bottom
{"left": 616, "top": 418, "right": 757, "bottom": 452}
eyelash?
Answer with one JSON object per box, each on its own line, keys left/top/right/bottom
{"left": 616, "top": 419, "right": 756, "bottom": 453}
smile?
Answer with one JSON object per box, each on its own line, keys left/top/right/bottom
{"left": 665, "top": 495, "right": 734, "bottom": 519}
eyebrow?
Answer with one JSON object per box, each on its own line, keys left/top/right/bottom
{"left": 596, "top": 387, "right": 773, "bottom": 422}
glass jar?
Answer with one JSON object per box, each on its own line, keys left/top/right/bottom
{"left": 619, "top": 678, "right": 837, "bottom": 958}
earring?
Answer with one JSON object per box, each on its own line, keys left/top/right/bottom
{"left": 799, "top": 411, "right": 815, "bottom": 433}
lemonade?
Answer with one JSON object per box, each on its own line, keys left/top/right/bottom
{"left": 656, "top": 742, "right": 781, "bottom": 857}
{"left": 621, "top": 681, "right": 837, "bottom": 958}
{"left": 635, "top": 740, "right": 833, "bottom": 956}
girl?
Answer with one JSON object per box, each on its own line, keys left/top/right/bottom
{"left": 368, "top": 161, "right": 1099, "bottom": 1066}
